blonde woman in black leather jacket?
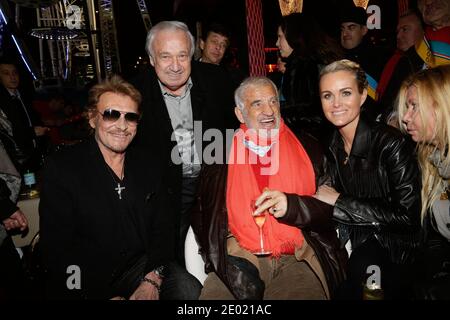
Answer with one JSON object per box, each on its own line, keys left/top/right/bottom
{"left": 315, "top": 59, "right": 422, "bottom": 299}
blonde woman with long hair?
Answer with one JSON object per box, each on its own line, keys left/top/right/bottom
{"left": 398, "top": 64, "right": 450, "bottom": 299}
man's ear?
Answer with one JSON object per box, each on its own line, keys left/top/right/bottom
{"left": 199, "top": 39, "right": 205, "bottom": 51}
{"left": 361, "top": 25, "right": 368, "bottom": 36}
{"left": 88, "top": 111, "right": 97, "bottom": 129}
{"left": 149, "top": 55, "right": 155, "bottom": 67}
{"left": 234, "top": 106, "right": 245, "bottom": 124}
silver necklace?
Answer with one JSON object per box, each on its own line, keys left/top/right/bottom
{"left": 106, "top": 164, "right": 125, "bottom": 200}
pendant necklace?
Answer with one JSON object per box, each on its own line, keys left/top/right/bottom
{"left": 106, "top": 163, "right": 125, "bottom": 200}
{"left": 343, "top": 154, "right": 349, "bottom": 165}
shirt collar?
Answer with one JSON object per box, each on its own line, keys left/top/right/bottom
{"left": 158, "top": 77, "right": 193, "bottom": 98}
{"left": 7, "top": 88, "right": 19, "bottom": 97}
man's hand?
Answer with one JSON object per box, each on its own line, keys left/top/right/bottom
{"left": 2, "top": 209, "right": 28, "bottom": 231}
{"left": 129, "top": 271, "right": 161, "bottom": 300}
{"left": 313, "top": 185, "right": 340, "bottom": 205}
{"left": 253, "top": 188, "right": 287, "bottom": 218}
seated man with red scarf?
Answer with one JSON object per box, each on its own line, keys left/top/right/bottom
{"left": 191, "top": 77, "right": 347, "bottom": 300}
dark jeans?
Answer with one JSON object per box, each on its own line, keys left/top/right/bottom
{"left": 113, "top": 256, "right": 202, "bottom": 300}
{"left": 336, "top": 238, "right": 413, "bottom": 300}
{"left": 177, "top": 177, "right": 199, "bottom": 267}
{"left": 161, "top": 262, "right": 202, "bottom": 300}
{"left": 414, "top": 232, "right": 450, "bottom": 299}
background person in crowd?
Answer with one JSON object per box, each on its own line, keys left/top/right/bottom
{"left": 192, "top": 77, "right": 347, "bottom": 300}
{"left": 0, "top": 140, "right": 28, "bottom": 300}
{"left": 198, "top": 22, "right": 246, "bottom": 88}
{"left": 416, "top": 0, "right": 450, "bottom": 67}
{"left": 131, "top": 21, "right": 237, "bottom": 267}
{"left": 377, "top": 9, "right": 425, "bottom": 124}
{"left": 397, "top": 65, "right": 450, "bottom": 299}
{"left": 315, "top": 59, "right": 421, "bottom": 299}
{"left": 0, "top": 58, "right": 48, "bottom": 172}
{"left": 198, "top": 22, "right": 230, "bottom": 66}
{"left": 276, "top": 12, "right": 343, "bottom": 141}
{"left": 339, "top": 4, "right": 389, "bottom": 121}
{"left": 39, "top": 75, "right": 201, "bottom": 300}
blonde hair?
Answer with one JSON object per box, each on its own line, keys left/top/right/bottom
{"left": 397, "top": 65, "right": 450, "bottom": 223}
{"left": 319, "top": 59, "right": 368, "bottom": 94}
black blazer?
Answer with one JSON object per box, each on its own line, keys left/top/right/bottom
{"left": 130, "top": 62, "right": 237, "bottom": 248}
{"left": 0, "top": 86, "right": 38, "bottom": 157}
{"left": 39, "top": 137, "right": 176, "bottom": 299}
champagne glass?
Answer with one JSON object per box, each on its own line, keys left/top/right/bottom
{"left": 250, "top": 200, "right": 272, "bottom": 256}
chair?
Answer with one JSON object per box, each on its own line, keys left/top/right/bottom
{"left": 12, "top": 197, "right": 40, "bottom": 248}
{"left": 184, "top": 226, "right": 207, "bottom": 285}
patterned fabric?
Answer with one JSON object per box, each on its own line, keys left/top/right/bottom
{"left": 0, "top": 143, "right": 21, "bottom": 202}
{"left": 416, "top": 26, "right": 450, "bottom": 68}
{"left": 397, "top": 0, "right": 409, "bottom": 17}
{"left": 245, "top": 0, "right": 266, "bottom": 76}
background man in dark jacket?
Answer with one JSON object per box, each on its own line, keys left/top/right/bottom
{"left": 0, "top": 141, "right": 28, "bottom": 300}
{"left": 0, "top": 58, "right": 48, "bottom": 172}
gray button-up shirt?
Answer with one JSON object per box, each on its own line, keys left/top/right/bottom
{"left": 159, "top": 78, "right": 201, "bottom": 177}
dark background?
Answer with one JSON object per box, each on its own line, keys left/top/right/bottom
{"left": 1, "top": 0, "right": 401, "bottom": 83}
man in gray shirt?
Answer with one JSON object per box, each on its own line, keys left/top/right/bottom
{"left": 132, "top": 21, "right": 237, "bottom": 266}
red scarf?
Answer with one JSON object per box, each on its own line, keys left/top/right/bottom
{"left": 376, "top": 50, "right": 403, "bottom": 101}
{"left": 226, "top": 120, "right": 316, "bottom": 256}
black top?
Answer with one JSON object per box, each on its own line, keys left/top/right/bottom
{"left": 39, "top": 137, "right": 175, "bottom": 299}
{"left": 326, "top": 116, "right": 422, "bottom": 264}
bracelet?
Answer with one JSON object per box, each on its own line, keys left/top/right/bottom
{"left": 141, "top": 276, "right": 161, "bottom": 294}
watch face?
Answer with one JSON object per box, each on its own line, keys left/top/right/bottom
{"left": 154, "top": 266, "right": 165, "bottom": 277}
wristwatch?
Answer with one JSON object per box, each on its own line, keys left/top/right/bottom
{"left": 152, "top": 265, "right": 165, "bottom": 279}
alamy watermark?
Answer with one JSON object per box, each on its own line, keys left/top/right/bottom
{"left": 366, "top": 5, "right": 381, "bottom": 30}
{"left": 66, "top": 5, "right": 82, "bottom": 30}
{"left": 170, "top": 121, "right": 280, "bottom": 175}
{"left": 66, "top": 265, "right": 81, "bottom": 290}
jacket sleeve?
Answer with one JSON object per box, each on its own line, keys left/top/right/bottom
{"left": 143, "top": 184, "right": 177, "bottom": 274}
{"left": 0, "top": 177, "right": 18, "bottom": 221}
{"left": 279, "top": 194, "right": 334, "bottom": 232}
{"left": 39, "top": 156, "right": 82, "bottom": 299}
{"left": 333, "top": 137, "right": 421, "bottom": 232}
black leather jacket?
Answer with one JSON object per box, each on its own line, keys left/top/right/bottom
{"left": 191, "top": 131, "right": 347, "bottom": 299}
{"left": 326, "top": 116, "right": 421, "bottom": 264}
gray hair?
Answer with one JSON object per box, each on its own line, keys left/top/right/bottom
{"left": 145, "top": 21, "right": 195, "bottom": 58}
{"left": 234, "top": 76, "right": 279, "bottom": 110}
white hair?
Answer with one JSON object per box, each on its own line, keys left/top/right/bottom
{"left": 234, "top": 77, "right": 279, "bottom": 110}
{"left": 145, "top": 21, "right": 195, "bottom": 58}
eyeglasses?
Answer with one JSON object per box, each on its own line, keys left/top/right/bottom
{"left": 99, "top": 108, "right": 141, "bottom": 125}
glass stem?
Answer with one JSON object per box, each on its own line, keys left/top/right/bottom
{"left": 259, "top": 227, "right": 264, "bottom": 252}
